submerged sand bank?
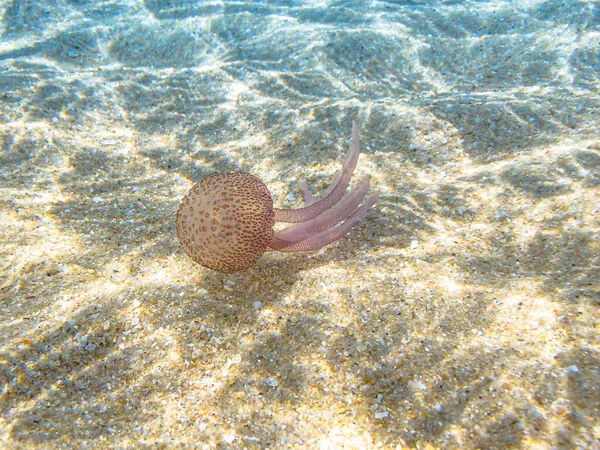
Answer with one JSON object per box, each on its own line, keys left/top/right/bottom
{"left": 0, "top": 1, "right": 598, "bottom": 448}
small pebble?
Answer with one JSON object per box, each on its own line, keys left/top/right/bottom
{"left": 497, "top": 209, "right": 508, "bottom": 220}
{"left": 374, "top": 411, "right": 389, "bottom": 419}
{"left": 222, "top": 435, "right": 235, "bottom": 444}
{"left": 227, "top": 354, "right": 241, "bottom": 365}
{"left": 408, "top": 379, "right": 427, "bottom": 391}
{"left": 84, "top": 342, "right": 96, "bottom": 352}
{"left": 567, "top": 365, "right": 579, "bottom": 373}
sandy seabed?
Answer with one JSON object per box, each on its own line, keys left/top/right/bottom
{"left": 0, "top": 1, "right": 598, "bottom": 449}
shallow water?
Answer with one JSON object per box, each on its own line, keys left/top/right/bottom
{"left": 1, "top": 1, "right": 598, "bottom": 448}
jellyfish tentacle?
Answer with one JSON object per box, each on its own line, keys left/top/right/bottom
{"left": 299, "top": 180, "right": 316, "bottom": 206}
{"left": 273, "top": 120, "right": 361, "bottom": 223}
{"left": 268, "top": 192, "right": 378, "bottom": 252}
{"left": 275, "top": 177, "right": 371, "bottom": 243}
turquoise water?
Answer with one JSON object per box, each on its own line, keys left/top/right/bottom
{"left": 1, "top": 1, "right": 597, "bottom": 145}
{"left": 1, "top": 1, "right": 598, "bottom": 448}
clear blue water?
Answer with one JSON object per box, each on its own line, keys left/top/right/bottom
{"left": 1, "top": 1, "right": 599, "bottom": 448}
{"left": 0, "top": 0, "right": 597, "bottom": 148}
